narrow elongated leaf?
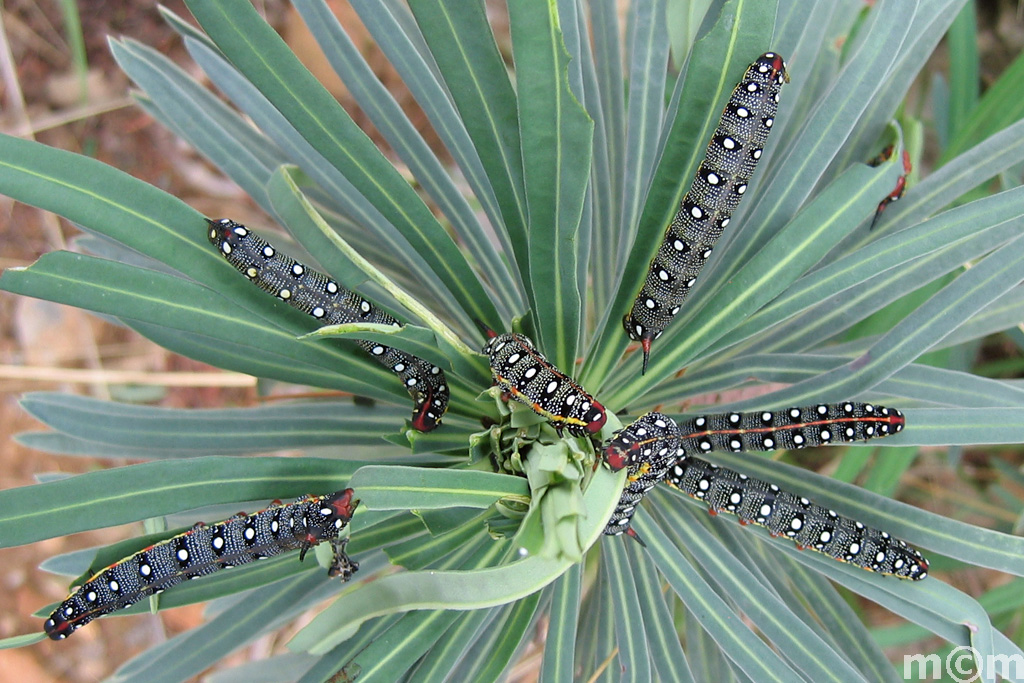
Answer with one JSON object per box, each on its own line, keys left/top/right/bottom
{"left": 589, "top": 0, "right": 626, "bottom": 302}
{"left": 290, "top": 466, "right": 622, "bottom": 654}
{"left": 108, "top": 571, "right": 331, "bottom": 683}
{"left": 179, "top": 35, "right": 447, "bottom": 289}
{"left": 633, "top": 510, "right": 803, "bottom": 683}
{"left": 0, "top": 457, "right": 358, "bottom": 548}
{"left": 406, "top": 0, "right": 529, "bottom": 275}
{"left": 0, "top": 252, "right": 405, "bottom": 404}
{"left": 601, "top": 538, "right": 652, "bottom": 682}
{"left": 651, "top": 499, "right": 872, "bottom": 683}
{"left": 645, "top": 353, "right": 1024, "bottom": 409}
{"left": 625, "top": 541, "right": 696, "bottom": 683}
{"left": 349, "top": 466, "right": 528, "bottom": 510}
{"left": 760, "top": 554, "right": 896, "bottom": 681}
{"left": 292, "top": 0, "right": 521, "bottom": 319}
{"left": 736, "top": 231, "right": 1024, "bottom": 407}
{"left": 20, "top": 393, "right": 406, "bottom": 455}
{"left": 185, "top": 0, "right": 501, "bottom": 331}
{"left": 348, "top": 0, "right": 514, "bottom": 272}
{"left": 448, "top": 591, "right": 543, "bottom": 682}
{"left": 508, "top": 0, "right": 592, "bottom": 367}
{"left": 409, "top": 611, "right": 502, "bottom": 681}
{"left": 111, "top": 38, "right": 286, "bottom": 211}
{"left": 618, "top": 0, "right": 669, "bottom": 244}
{"left": 713, "top": 184, "right": 1024, "bottom": 359}
{"left": 582, "top": 0, "right": 778, "bottom": 388}
{"left": 539, "top": 563, "right": 581, "bottom": 683}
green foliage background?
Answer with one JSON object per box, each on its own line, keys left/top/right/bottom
{"left": 2, "top": 0, "right": 1024, "bottom": 681}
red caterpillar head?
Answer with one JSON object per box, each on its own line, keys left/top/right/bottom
{"left": 300, "top": 489, "right": 360, "bottom": 559}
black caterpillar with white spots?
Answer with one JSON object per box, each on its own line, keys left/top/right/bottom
{"left": 44, "top": 489, "right": 359, "bottom": 640}
{"left": 680, "top": 402, "right": 904, "bottom": 453}
{"left": 623, "top": 52, "right": 788, "bottom": 373}
{"left": 665, "top": 457, "right": 927, "bottom": 580}
{"left": 483, "top": 332, "right": 607, "bottom": 437}
{"left": 602, "top": 411, "right": 682, "bottom": 540}
{"left": 601, "top": 404, "right": 927, "bottom": 579}
{"left": 207, "top": 218, "right": 448, "bottom": 432}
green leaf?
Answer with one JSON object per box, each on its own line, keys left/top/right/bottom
{"left": 711, "top": 184, "right": 1024, "bottom": 359}
{"left": 509, "top": 0, "right": 592, "bottom": 369}
{"left": 942, "top": 36, "right": 1024, "bottom": 161}
{"left": 453, "top": 590, "right": 543, "bottom": 681}
{"left": 406, "top": 0, "right": 529, "bottom": 277}
{"left": 349, "top": 466, "right": 528, "bottom": 510}
{"left": 0, "top": 252, "right": 406, "bottom": 404}
{"left": 581, "top": 0, "right": 778, "bottom": 388}
{"left": 736, "top": 231, "right": 1024, "bottom": 407}
{"left": 292, "top": 0, "right": 522, "bottom": 318}
{"left": 20, "top": 393, "right": 407, "bottom": 456}
{"left": 651, "top": 498, "right": 871, "bottom": 682}
{"left": 625, "top": 541, "right": 696, "bottom": 683}
{"left": 944, "top": 3, "right": 980, "bottom": 140}
{"left": 539, "top": 563, "right": 581, "bottom": 682}
{"left": 0, "top": 457, "right": 358, "bottom": 548}
{"left": 185, "top": 0, "right": 501, "bottom": 331}
{"left": 108, "top": 571, "right": 332, "bottom": 683}
{"left": 633, "top": 509, "right": 803, "bottom": 682}
{"left": 348, "top": 0, "right": 518, "bottom": 283}
{"left": 290, "top": 465, "right": 622, "bottom": 654}
{"left": 601, "top": 538, "right": 652, "bottom": 682}
{"left": 111, "top": 38, "right": 285, "bottom": 212}
{"left": 618, "top": 0, "right": 670, "bottom": 265}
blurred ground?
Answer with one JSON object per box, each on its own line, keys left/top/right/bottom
{"left": 0, "top": 1, "right": 1022, "bottom": 681}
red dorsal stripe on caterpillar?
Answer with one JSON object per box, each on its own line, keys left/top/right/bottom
{"left": 623, "top": 52, "right": 788, "bottom": 373}
{"left": 603, "top": 403, "right": 904, "bottom": 532}
{"left": 207, "top": 218, "right": 449, "bottom": 432}
{"left": 681, "top": 402, "right": 904, "bottom": 452}
{"left": 483, "top": 332, "right": 607, "bottom": 437}
{"left": 665, "top": 457, "right": 928, "bottom": 580}
{"left": 44, "top": 490, "right": 359, "bottom": 640}
{"left": 601, "top": 404, "right": 926, "bottom": 579}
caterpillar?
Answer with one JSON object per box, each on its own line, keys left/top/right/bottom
{"left": 207, "top": 218, "right": 449, "bottom": 432}
{"left": 602, "top": 411, "right": 682, "bottom": 541}
{"left": 679, "top": 401, "right": 904, "bottom": 453}
{"left": 482, "top": 332, "right": 607, "bottom": 437}
{"left": 44, "top": 489, "right": 359, "bottom": 640}
{"left": 602, "top": 403, "right": 926, "bottom": 579}
{"left": 868, "top": 145, "right": 912, "bottom": 229}
{"left": 665, "top": 458, "right": 928, "bottom": 580}
{"left": 623, "top": 52, "right": 789, "bottom": 373}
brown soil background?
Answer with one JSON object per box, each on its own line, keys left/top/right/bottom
{"left": 0, "top": 1, "right": 1021, "bottom": 681}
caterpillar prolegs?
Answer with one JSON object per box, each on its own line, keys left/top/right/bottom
{"left": 44, "top": 490, "right": 359, "bottom": 640}
{"left": 602, "top": 404, "right": 927, "bottom": 579}
{"left": 623, "top": 53, "right": 788, "bottom": 373}
{"left": 483, "top": 332, "right": 607, "bottom": 437}
{"left": 207, "top": 218, "right": 449, "bottom": 432}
